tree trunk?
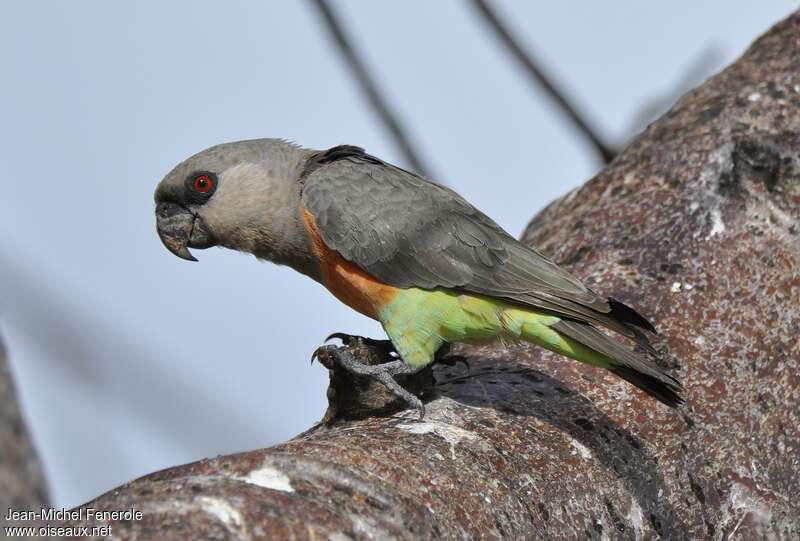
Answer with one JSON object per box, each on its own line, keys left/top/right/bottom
{"left": 67, "top": 11, "right": 799, "bottom": 540}
{"left": 0, "top": 335, "right": 49, "bottom": 519}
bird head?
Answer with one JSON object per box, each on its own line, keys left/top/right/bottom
{"left": 154, "top": 139, "right": 311, "bottom": 262}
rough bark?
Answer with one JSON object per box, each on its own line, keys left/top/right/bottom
{"left": 68, "top": 12, "right": 799, "bottom": 540}
{"left": 0, "top": 334, "right": 50, "bottom": 518}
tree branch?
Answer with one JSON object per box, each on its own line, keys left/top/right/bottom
{"left": 308, "top": 0, "right": 435, "bottom": 179}
{"left": 469, "top": 0, "right": 617, "bottom": 163}
{"left": 66, "top": 11, "right": 799, "bottom": 539}
{"left": 0, "top": 334, "right": 49, "bottom": 519}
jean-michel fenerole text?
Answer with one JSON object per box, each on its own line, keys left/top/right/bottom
{"left": 5, "top": 506, "right": 142, "bottom": 522}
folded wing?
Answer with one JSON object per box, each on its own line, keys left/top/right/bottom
{"left": 301, "top": 146, "right": 654, "bottom": 344}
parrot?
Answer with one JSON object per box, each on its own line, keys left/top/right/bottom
{"left": 154, "top": 139, "right": 682, "bottom": 417}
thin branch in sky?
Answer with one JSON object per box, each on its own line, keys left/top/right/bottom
{"left": 625, "top": 46, "right": 725, "bottom": 138}
{"left": 308, "top": 0, "right": 435, "bottom": 178}
{"left": 469, "top": 0, "right": 617, "bottom": 164}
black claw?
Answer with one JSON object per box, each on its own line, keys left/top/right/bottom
{"left": 311, "top": 345, "right": 325, "bottom": 365}
{"left": 325, "top": 332, "right": 354, "bottom": 344}
{"left": 324, "top": 332, "right": 397, "bottom": 358}
{"left": 360, "top": 336, "right": 396, "bottom": 350}
{"left": 436, "top": 354, "right": 470, "bottom": 372}
{"left": 434, "top": 343, "right": 469, "bottom": 371}
{"left": 311, "top": 345, "right": 337, "bottom": 368}
{"left": 434, "top": 343, "right": 451, "bottom": 360}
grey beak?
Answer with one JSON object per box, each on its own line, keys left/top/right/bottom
{"left": 156, "top": 202, "right": 198, "bottom": 261}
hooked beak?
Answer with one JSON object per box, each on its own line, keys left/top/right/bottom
{"left": 155, "top": 202, "right": 215, "bottom": 261}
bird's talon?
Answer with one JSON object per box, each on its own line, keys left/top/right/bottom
{"left": 323, "top": 332, "right": 397, "bottom": 359}
{"left": 437, "top": 354, "right": 470, "bottom": 372}
{"left": 415, "top": 400, "right": 426, "bottom": 420}
{"left": 311, "top": 345, "right": 336, "bottom": 368}
{"left": 324, "top": 332, "right": 354, "bottom": 344}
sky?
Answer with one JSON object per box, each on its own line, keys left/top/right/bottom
{"left": 0, "top": 1, "right": 795, "bottom": 508}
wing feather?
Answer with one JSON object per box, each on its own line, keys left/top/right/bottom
{"left": 300, "top": 146, "right": 654, "bottom": 341}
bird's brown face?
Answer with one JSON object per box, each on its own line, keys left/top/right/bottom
{"left": 154, "top": 170, "right": 219, "bottom": 261}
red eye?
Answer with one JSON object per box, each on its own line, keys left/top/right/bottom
{"left": 193, "top": 174, "right": 213, "bottom": 193}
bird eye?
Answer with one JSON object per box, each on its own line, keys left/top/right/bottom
{"left": 193, "top": 174, "right": 213, "bottom": 193}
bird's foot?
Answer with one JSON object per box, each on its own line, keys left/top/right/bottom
{"left": 313, "top": 342, "right": 426, "bottom": 420}
{"left": 323, "top": 332, "right": 397, "bottom": 358}
{"left": 433, "top": 343, "right": 470, "bottom": 372}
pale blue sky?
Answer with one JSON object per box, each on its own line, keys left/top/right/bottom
{"left": 0, "top": 1, "right": 794, "bottom": 507}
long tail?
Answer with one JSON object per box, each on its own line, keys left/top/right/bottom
{"left": 506, "top": 307, "right": 683, "bottom": 407}
{"left": 549, "top": 319, "right": 683, "bottom": 407}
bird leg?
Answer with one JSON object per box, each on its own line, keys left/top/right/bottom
{"left": 324, "top": 332, "right": 397, "bottom": 357}
{"left": 332, "top": 351, "right": 426, "bottom": 419}
{"left": 323, "top": 333, "right": 466, "bottom": 370}
{"left": 313, "top": 340, "right": 426, "bottom": 420}
{"left": 432, "top": 343, "right": 470, "bottom": 372}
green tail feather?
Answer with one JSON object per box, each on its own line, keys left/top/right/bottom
{"left": 503, "top": 306, "right": 683, "bottom": 407}
{"left": 547, "top": 319, "right": 683, "bottom": 407}
{"left": 379, "top": 287, "right": 683, "bottom": 406}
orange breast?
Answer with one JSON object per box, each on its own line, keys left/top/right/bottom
{"left": 301, "top": 206, "right": 399, "bottom": 320}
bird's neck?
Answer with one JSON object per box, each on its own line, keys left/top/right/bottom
{"left": 247, "top": 150, "right": 322, "bottom": 282}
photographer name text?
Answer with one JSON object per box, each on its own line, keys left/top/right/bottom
{"left": 5, "top": 506, "right": 142, "bottom": 522}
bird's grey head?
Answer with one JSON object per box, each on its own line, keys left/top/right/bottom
{"left": 154, "top": 138, "right": 312, "bottom": 262}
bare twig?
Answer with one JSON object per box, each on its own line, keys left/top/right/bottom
{"left": 308, "top": 0, "right": 435, "bottom": 178}
{"left": 469, "top": 0, "right": 616, "bottom": 163}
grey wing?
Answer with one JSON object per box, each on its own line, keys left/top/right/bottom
{"left": 301, "top": 147, "right": 654, "bottom": 340}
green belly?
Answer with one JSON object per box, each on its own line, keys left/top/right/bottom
{"left": 377, "top": 287, "right": 599, "bottom": 368}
